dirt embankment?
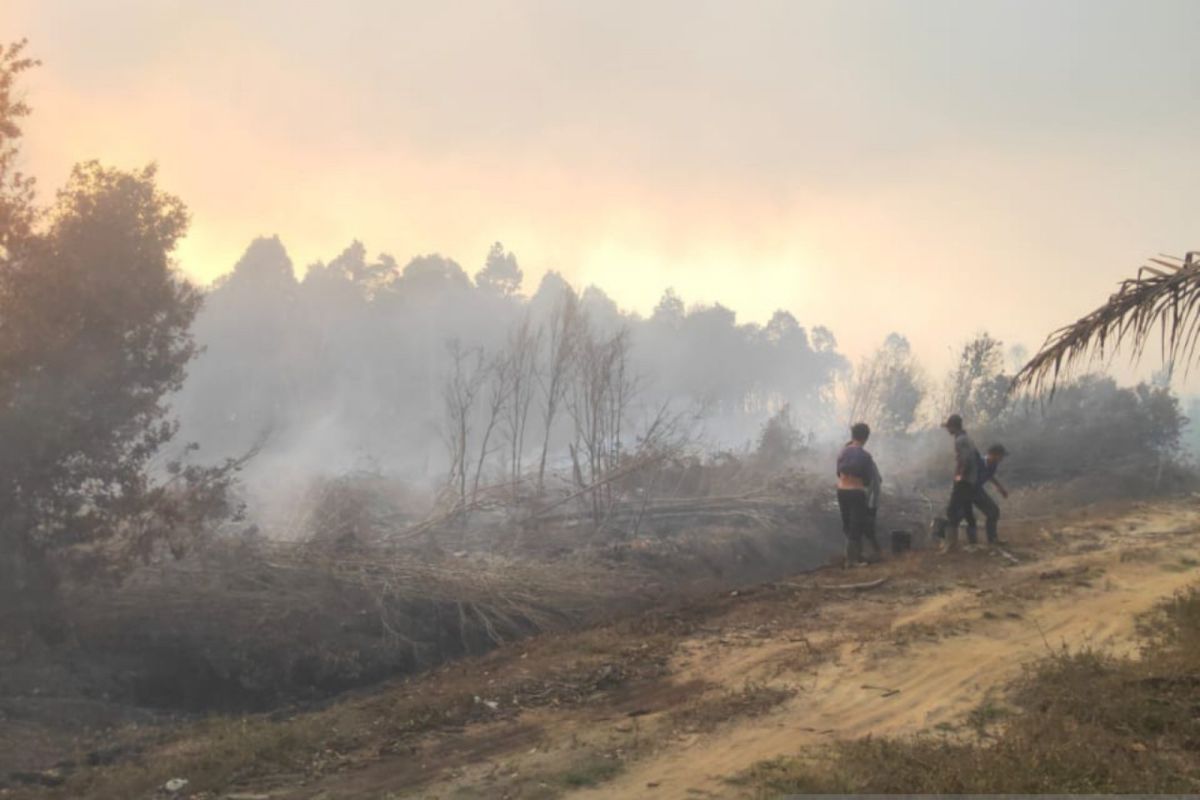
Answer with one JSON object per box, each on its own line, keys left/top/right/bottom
{"left": 9, "top": 496, "right": 1200, "bottom": 799}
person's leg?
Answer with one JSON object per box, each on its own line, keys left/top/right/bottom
{"left": 864, "top": 507, "right": 882, "bottom": 557}
{"left": 838, "top": 490, "right": 863, "bottom": 566}
{"left": 931, "top": 516, "right": 947, "bottom": 541}
{"left": 945, "top": 482, "right": 973, "bottom": 549}
{"left": 943, "top": 491, "right": 956, "bottom": 549}
{"left": 974, "top": 489, "right": 1001, "bottom": 544}
{"left": 964, "top": 502, "right": 979, "bottom": 545}
{"left": 944, "top": 487, "right": 962, "bottom": 549}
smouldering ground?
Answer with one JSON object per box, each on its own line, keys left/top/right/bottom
{"left": 12, "top": 497, "right": 1200, "bottom": 799}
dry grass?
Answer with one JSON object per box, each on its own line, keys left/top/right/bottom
{"left": 12, "top": 605, "right": 685, "bottom": 800}
{"left": 668, "top": 682, "right": 795, "bottom": 734}
{"left": 63, "top": 532, "right": 640, "bottom": 709}
{"left": 35, "top": 714, "right": 331, "bottom": 800}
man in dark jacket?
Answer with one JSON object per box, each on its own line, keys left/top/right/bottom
{"left": 966, "top": 444, "right": 1010, "bottom": 546}
{"left": 941, "top": 414, "right": 978, "bottom": 552}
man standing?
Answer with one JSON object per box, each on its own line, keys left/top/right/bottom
{"left": 967, "top": 444, "right": 1010, "bottom": 547}
{"left": 941, "top": 414, "right": 978, "bottom": 552}
{"left": 836, "top": 422, "right": 883, "bottom": 567}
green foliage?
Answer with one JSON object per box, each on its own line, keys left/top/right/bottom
{"left": 0, "top": 163, "right": 211, "bottom": 559}
{"left": 0, "top": 49, "right": 241, "bottom": 626}
{"left": 0, "top": 39, "right": 38, "bottom": 257}
{"left": 988, "top": 375, "right": 1186, "bottom": 485}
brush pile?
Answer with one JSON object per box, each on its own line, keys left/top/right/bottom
{"left": 65, "top": 521, "right": 640, "bottom": 710}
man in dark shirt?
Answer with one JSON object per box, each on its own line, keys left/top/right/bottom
{"left": 966, "top": 444, "right": 1009, "bottom": 546}
{"left": 836, "top": 422, "right": 882, "bottom": 567}
{"left": 942, "top": 414, "right": 978, "bottom": 552}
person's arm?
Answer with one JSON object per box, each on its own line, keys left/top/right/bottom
{"left": 866, "top": 457, "right": 882, "bottom": 509}
{"left": 992, "top": 476, "right": 1010, "bottom": 499}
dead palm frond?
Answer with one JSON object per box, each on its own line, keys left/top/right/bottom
{"left": 1011, "top": 251, "right": 1200, "bottom": 395}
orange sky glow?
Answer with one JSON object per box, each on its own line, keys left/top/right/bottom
{"left": 8, "top": 0, "right": 1199, "bottom": 381}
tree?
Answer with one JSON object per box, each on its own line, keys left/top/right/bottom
{"left": 177, "top": 236, "right": 304, "bottom": 460}
{"left": 471, "top": 351, "right": 510, "bottom": 504}
{"left": 0, "top": 162, "right": 239, "bottom": 637}
{"left": 0, "top": 46, "right": 239, "bottom": 636}
{"left": 395, "top": 253, "right": 472, "bottom": 297}
{"left": 223, "top": 235, "right": 298, "bottom": 293}
{"left": 475, "top": 241, "right": 523, "bottom": 297}
{"left": 441, "top": 340, "right": 486, "bottom": 510}
{"left": 876, "top": 335, "right": 925, "bottom": 433}
{"left": 756, "top": 403, "right": 804, "bottom": 467}
{"left": 566, "top": 321, "right": 634, "bottom": 521}
{"left": 536, "top": 286, "right": 581, "bottom": 492}
{"left": 651, "top": 288, "right": 685, "bottom": 328}
{"left": 500, "top": 314, "right": 541, "bottom": 495}
{"left": 1013, "top": 251, "right": 1200, "bottom": 394}
{"left": 812, "top": 326, "right": 838, "bottom": 354}
{"left": 0, "top": 40, "right": 38, "bottom": 258}
{"left": 994, "top": 375, "right": 1185, "bottom": 485}
{"left": 945, "top": 332, "right": 1008, "bottom": 424}
{"left": 846, "top": 334, "right": 925, "bottom": 434}
{"left": 305, "top": 240, "right": 396, "bottom": 299}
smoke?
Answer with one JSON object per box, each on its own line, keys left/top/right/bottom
{"left": 170, "top": 236, "right": 1192, "bottom": 529}
{"left": 170, "top": 236, "right": 849, "bottom": 523}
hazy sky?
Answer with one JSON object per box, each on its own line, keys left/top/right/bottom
{"left": 9, "top": 0, "right": 1199, "bottom": 376}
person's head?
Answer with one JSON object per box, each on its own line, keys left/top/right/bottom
{"left": 942, "top": 413, "right": 964, "bottom": 435}
{"left": 986, "top": 443, "right": 1008, "bottom": 465}
{"left": 850, "top": 422, "right": 871, "bottom": 444}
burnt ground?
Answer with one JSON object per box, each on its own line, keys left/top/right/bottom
{"left": 5, "top": 493, "right": 1200, "bottom": 799}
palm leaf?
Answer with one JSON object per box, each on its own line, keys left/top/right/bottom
{"left": 1011, "top": 251, "right": 1200, "bottom": 396}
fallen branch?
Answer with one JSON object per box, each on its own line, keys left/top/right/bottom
{"left": 530, "top": 451, "right": 673, "bottom": 520}
{"left": 818, "top": 577, "right": 889, "bottom": 591}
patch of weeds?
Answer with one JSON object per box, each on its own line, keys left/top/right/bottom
{"left": 1119, "top": 546, "right": 1160, "bottom": 563}
{"left": 668, "top": 682, "right": 794, "bottom": 733}
{"left": 41, "top": 713, "right": 331, "bottom": 800}
{"left": 892, "top": 621, "right": 940, "bottom": 646}
{"left": 726, "top": 752, "right": 851, "bottom": 796}
{"left": 966, "top": 697, "right": 1012, "bottom": 734}
{"left": 554, "top": 755, "right": 623, "bottom": 788}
